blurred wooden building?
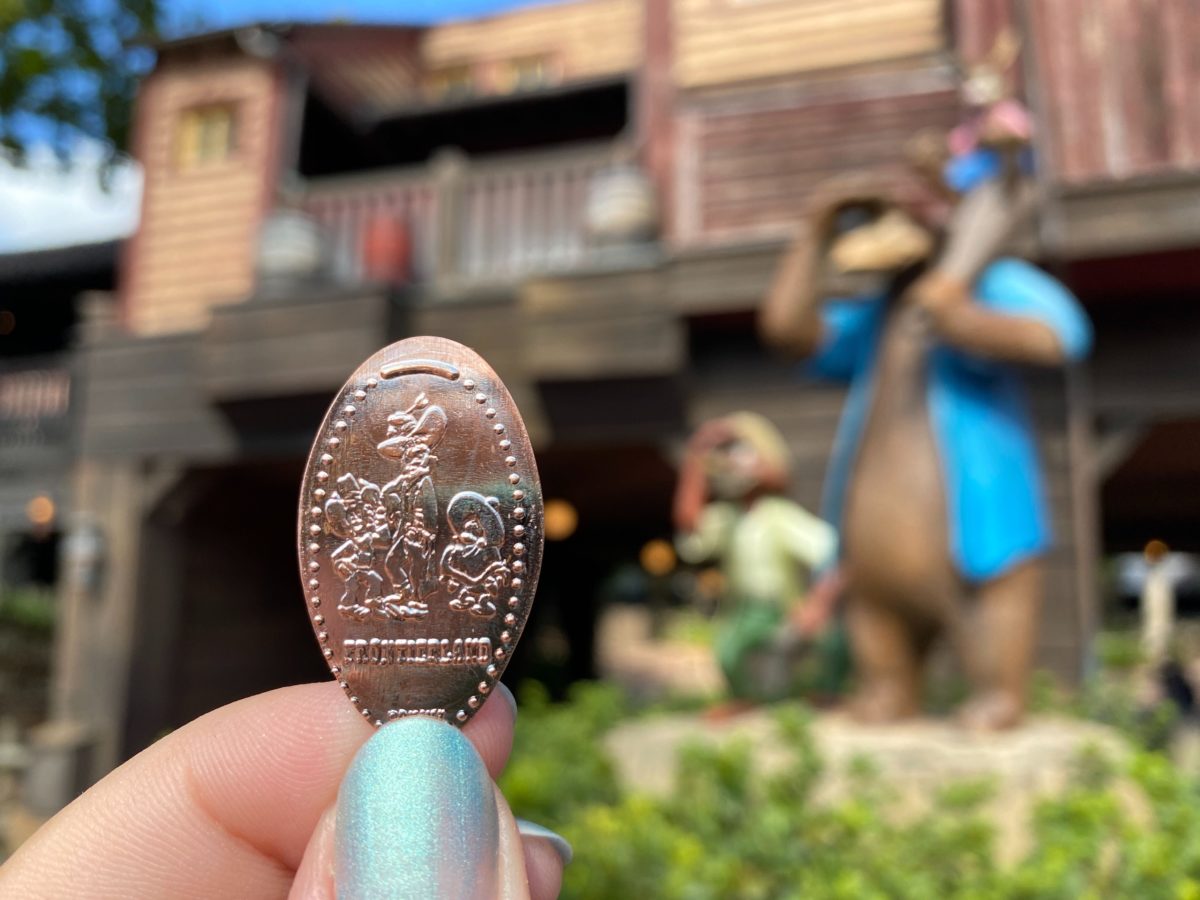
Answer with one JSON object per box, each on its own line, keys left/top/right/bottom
{"left": 0, "top": 241, "right": 115, "bottom": 734}
{"left": 43, "top": 0, "right": 1200, "bottom": 790}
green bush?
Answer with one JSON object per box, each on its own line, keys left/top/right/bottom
{"left": 1095, "top": 631, "right": 1146, "bottom": 673}
{"left": 1029, "top": 665, "right": 1176, "bottom": 754}
{"left": 0, "top": 587, "right": 55, "bottom": 633}
{"left": 505, "top": 685, "right": 1200, "bottom": 899}
{"left": 502, "top": 680, "right": 624, "bottom": 825}
{"left": 1076, "top": 676, "right": 1177, "bottom": 753}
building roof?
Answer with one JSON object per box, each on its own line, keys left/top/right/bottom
{"left": 147, "top": 22, "right": 419, "bottom": 54}
{"left": 149, "top": 4, "right": 640, "bottom": 124}
{"left": 148, "top": 24, "right": 429, "bottom": 123}
{"left": 0, "top": 240, "right": 119, "bottom": 285}
{"left": 285, "top": 25, "right": 425, "bottom": 122}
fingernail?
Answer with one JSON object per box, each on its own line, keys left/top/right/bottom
{"left": 496, "top": 681, "right": 518, "bottom": 722}
{"left": 336, "top": 717, "right": 498, "bottom": 899}
{"left": 516, "top": 818, "right": 573, "bottom": 865}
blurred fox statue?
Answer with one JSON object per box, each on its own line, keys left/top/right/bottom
{"left": 760, "top": 125, "right": 1092, "bottom": 727}
{"left": 673, "top": 412, "right": 848, "bottom": 709}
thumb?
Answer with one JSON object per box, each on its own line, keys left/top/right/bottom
{"left": 289, "top": 716, "right": 564, "bottom": 899}
{"left": 335, "top": 716, "right": 506, "bottom": 899}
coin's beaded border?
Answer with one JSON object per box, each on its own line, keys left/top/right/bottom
{"left": 302, "top": 369, "right": 531, "bottom": 728}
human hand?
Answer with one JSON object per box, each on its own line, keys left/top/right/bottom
{"left": 0, "top": 682, "right": 568, "bottom": 899}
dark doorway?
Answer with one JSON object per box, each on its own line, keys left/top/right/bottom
{"left": 123, "top": 460, "right": 328, "bottom": 757}
{"left": 1102, "top": 419, "right": 1200, "bottom": 553}
{"left": 503, "top": 442, "right": 676, "bottom": 695}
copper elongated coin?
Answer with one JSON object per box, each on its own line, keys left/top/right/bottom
{"left": 298, "top": 336, "right": 542, "bottom": 727}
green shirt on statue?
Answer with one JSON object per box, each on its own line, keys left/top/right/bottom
{"left": 678, "top": 495, "right": 836, "bottom": 606}
{"left": 677, "top": 495, "right": 838, "bottom": 701}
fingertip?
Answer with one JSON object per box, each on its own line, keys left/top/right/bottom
{"left": 462, "top": 683, "right": 516, "bottom": 779}
{"left": 336, "top": 719, "right": 499, "bottom": 900}
{"left": 497, "top": 680, "right": 518, "bottom": 721}
{"left": 522, "top": 833, "right": 566, "bottom": 900}
{"left": 516, "top": 819, "right": 571, "bottom": 865}
{"left": 288, "top": 803, "right": 336, "bottom": 900}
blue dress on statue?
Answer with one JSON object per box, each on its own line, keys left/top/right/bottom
{"left": 808, "top": 258, "right": 1092, "bottom": 583}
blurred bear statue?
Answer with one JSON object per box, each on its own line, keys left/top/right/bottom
{"left": 760, "top": 157, "right": 1092, "bottom": 730}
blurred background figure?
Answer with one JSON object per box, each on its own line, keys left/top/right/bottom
{"left": 673, "top": 412, "right": 844, "bottom": 711}
{"left": 1136, "top": 540, "right": 1189, "bottom": 669}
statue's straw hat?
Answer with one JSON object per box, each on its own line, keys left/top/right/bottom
{"left": 723, "top": 411, "right": 791, "bottom": 493}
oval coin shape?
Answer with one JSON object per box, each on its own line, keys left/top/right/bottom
{"left": 298, "top": 337, "right": 542, "bottom": 727}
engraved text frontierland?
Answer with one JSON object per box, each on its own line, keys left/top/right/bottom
{"left": 342, "top": 637, "right": 493, "bottom": 666}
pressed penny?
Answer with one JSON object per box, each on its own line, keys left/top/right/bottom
{"left": 298, "top": 336, "right": 542, "bottom": 726}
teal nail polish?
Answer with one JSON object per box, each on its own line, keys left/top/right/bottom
{"left": 336, "top": 717, "right": 498, "bottom": 899}
{"left": 516, "top": 818, "right": 573, "bottom": 865}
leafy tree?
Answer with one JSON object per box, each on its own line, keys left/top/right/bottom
{"left": 0, "top": 0, "right": 160, "bottom": 164}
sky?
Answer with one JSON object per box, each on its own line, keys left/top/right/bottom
{"left": 165, "top": 0, "right": 562, "bottom": 30}
{"left": 0, "top": 143, "right": 142, "bottom": 254}
{"left": 0, "top": 0, "right": 557, "bottom": 254}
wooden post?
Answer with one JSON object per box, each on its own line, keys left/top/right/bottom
{"left": 49, "top": 459, "right": 147, "bottom": 784}
{"left": 40, "top": 294, "right": 183, "bottom": 795}
{"left": 432, "top": 149, "right": 468, "bottom": 284}
{"left": 639, "top": 0, "right": 675, "bottom": 239}
{"left": 1065, "top": 364, "right": 1101, "bottom": 681}
{"left": 1018, "top": 0, "right": 1100, "bottom": 680}
{"left": 952, "top": 0, "right": 1018, "bottom": 67}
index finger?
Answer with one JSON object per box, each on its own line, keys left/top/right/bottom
{"left": 0, "top": 681, "right": 516, "bottom": 899}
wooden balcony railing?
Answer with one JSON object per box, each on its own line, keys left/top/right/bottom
{"left": 302, "top": 142, "right": 615, "bottom": 286}
{"left": 0, "top": 362, "right": 72, "bottom": 453}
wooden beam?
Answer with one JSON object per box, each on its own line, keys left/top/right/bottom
{"left": 638, "top": 0, "right": 674, "bottom": 238}
{"left": 1064, "top": 364, "right": 1100, "bottom": 682}
{"left": 1049, "top": 176, "right": 1200, "bottom": 258}
{"left": 200, "top": 289, "right": 392, "bottom": 401}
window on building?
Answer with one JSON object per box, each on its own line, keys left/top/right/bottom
{"left": 500, "top": 55, "right": 554, "bottom": 93}
{"left": 426, "top": 65, "right": 475, "bottom": 102}
{"left": 175, "top": 103, "right": 238, "bottom": 170}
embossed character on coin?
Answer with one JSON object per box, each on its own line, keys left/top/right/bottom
{"left": 324, "top": 391, "right": 510, "bottom": 623}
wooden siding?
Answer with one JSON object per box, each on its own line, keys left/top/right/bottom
{"left": 669, "top": 241, "right": 783, "bottom": 312}
{"left": 673, "top": 0, "right": 945, "bottom": 90}
{"left": 124, "top": 54, "right": 281, "bottom": 336}
{"left": 201, "top": 290, "right": 393, "bottom": 401}
{"left": 521, "top": 263, "right": 686, "bottom": 380}
{"left": 423, "top": 0, "right": 641, "bottom": 86}
{"left": 286, "top": 27, "right": 423, "bottom": 118}
{"left": 1050, "top": 175, "right": 1200, "bottom": 258}
{"left": 952, "top": 0, "right": 1017, "bottom": 69}
{"left": 409, "top": 293, "right": 549, "bottom": 447}
{"left": 77, "top": 328, "right": 236, "bottom": 461}
{"left": 1029, "top": 0, "right": 1200, "bottom": 184}
{"left": 674, "top": 64, "right": 960, "bottom": 245}
{"left": 76, "top": 288, "right": 402, "bottom": 459}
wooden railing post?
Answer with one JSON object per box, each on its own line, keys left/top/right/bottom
{"left": 431, "top": 149, "right": 468, "bottom": 283}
